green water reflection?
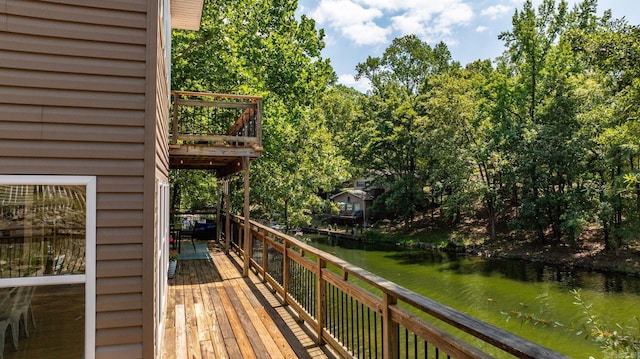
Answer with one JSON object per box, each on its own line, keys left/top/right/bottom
{"left": 305, "top": 235, "right": 640, "bottom": 358}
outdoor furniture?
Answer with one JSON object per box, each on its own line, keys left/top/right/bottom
{"left": 0, "top": 287, "right": 18, "bottom": 359}
{"left": 9, "top": 286, "right": 36, "bottom": 342}
{"left": 170, "top": 228, "right": 181, "bottom": 253}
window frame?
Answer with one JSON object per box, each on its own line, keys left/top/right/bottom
{"left": 0, "top": 175, "right": 96, "bottom": 359}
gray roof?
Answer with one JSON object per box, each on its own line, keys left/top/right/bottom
{"left": 330, "top": 189, "right": 374, "bottom": 201}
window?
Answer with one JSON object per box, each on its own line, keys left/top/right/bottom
{"left": 0, "top": 176, "right": 95, "bottom": 359}
{"left": 156, "top": 181, "right": 169, "bottom": 353}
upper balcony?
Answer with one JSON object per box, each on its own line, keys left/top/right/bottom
{"left": 169, "top": 91, "right": 263, "bottom": 176}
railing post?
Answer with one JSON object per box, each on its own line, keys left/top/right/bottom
{"left": 171, "top": 92, "right": 179, "bottom": 145}
{"left": 242, "top": 157, "right": 251, "bottom": 277}
{"left": 383, "top": 292, "right": 399, "bottom": 359}
{"left": 215, "top": 179, "right": 222, "bottom": 243}
{"left": 282, "top": 239, "right": 290, "bottom": 306}
{"left": 261, "top": 231, "right": 268, "bottom": 282}
{"left": 224, "top": 180, "right": 230, "bottom": 254}
{"left": 316, "top": 258, "right": 327, "bottom": 345}
{"left": 237, "top": 221, "right": 243, "bottom": 254}
{"left": 256, "top": 99, "right": 262, "bottom": 148}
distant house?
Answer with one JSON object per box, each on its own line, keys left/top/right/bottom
{"left": 352, "top": 175, "right": 386, "bottom": 198}
{"left": 329, "top": 189, "right": 374, "bottom": 226}
{"left": 0, "top": 1, "right": 209, "bottom": 358}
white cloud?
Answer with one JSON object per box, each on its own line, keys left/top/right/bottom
{"left": 311, "top": 0, "right": 390, "bottom": 45}
{"left": 309, "top": 0, "right": 474, "bottom": 47}
{"left": 480, "top": 5, "right": 512, "bottom": 19}
{"left": 338, "top": 73, "right": 372, "bottom": 93}
{"left": 476, "top": 25, "right": 488, "bottom": 32}
{"left": 390, "top": 2, "right": 472, "bottom": 43}
{"left": 344, "top": 23, "right": 391, "bottom": 45}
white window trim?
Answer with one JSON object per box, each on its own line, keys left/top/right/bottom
{"left": 0, "top": 175, "right": 96, "bottom": 359}
{"left": 156, "top": 180, "right": 170, "bottom": 355}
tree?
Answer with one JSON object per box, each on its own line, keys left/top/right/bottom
{"left": 355, "top": 35, "right": 458, "bottom": 224}
{"left": 171, "top": 0, "right": 347, "bottom": 226}
{"left": 569, "top": 11, "right": 640, "bottom": 249}
{"left": 495, "top": 0, "right": 594, "bottom": 243}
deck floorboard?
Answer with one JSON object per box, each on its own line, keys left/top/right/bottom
{"left": 162, "top": 243, "right": 335, "bottom": 359}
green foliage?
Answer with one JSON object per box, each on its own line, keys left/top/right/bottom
{"left": 499, "top": 290, "right": 640, "bottom": 358}
{"left": 171, "top": 0, "right": 347, "bottom": 228}
{"left": 354, "top": 35, "right": 459, "bottom": 223}
{"left": 170, "top": 169, "right": 218, "bottom": 211}
{"left": 171, "top": 0, "right": 640, "bottom": 250}
{"left": 572, "top": 289, "right": 640, "bottom": 357}
{"left": 501, "top": 293, "right": 565, "bottom": 328}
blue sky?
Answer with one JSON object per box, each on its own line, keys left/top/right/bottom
{"left": 297, "top": 0, "right": 640, "bottom": 92}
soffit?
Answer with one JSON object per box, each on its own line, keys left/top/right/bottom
{"left": 171, "top": 0, "right": 204, "bottom": 30}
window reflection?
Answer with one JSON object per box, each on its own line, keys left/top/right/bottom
{"left": 0, "top": 284, "right": 85, "bottom": 359}
{"left": 0, "top": 185, "right": 86, "bottom": 278}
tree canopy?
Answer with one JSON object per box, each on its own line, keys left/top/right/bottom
{"left": 171, "top": 0, "right": 347, "bottom": 227}
{"left": 171, "top": 0, "right": 640, "bottom": 249}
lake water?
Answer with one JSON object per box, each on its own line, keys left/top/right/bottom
{"left": 304, "top": 235, "right": 640, "bottom": 358}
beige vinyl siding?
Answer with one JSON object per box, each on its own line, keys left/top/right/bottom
{"left": 0, "top": 1, "right": 150, "bottom": 358}
{"left": 0, "top": 32, "right": 146, "bottom": 61}
{"left": 146, "top": 1, "right": 170, "bottom": 357}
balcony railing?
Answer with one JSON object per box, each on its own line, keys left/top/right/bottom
{"left": 170, "top": 91, "right": 262, "bottom": 149}
{"left": 221, "top": 215, "right": 569, "bottom": 359}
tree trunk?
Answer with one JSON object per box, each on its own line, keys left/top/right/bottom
{"left": 284, "top": 198, "right": 289, "bottom": 232}
{"left": 486, "top": 198, "right": 497, "bottom": 241}
{"left": 602, "top": 219, "right": 611, "bottom": 251}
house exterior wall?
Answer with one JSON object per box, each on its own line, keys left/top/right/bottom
{"left": 146, "top": 0, "right": 171, "bottom": 357}
{"left": 0, "top": 1, "right": 163, "bottom": 357}
{"left": 331, "top": 192, "right": 366, "bottom": 214}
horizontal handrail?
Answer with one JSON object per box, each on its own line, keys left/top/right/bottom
{"left": 172, "top": 90, "right": 262, "bottom": 101}
{"left": 226, "top": 215, "right": 569, "bottom": 359}
{"left": 170, "top": 91, "right": 262, "bottom": 148}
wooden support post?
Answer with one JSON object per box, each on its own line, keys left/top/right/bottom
{"left": 242, "top": 156, "right": 251, "bottom": 277}
{"left": 224, "top": 179, "right": 230, "bottom": 254}
{"left": 262, "top": 231, "right": 268, "bottom": 282}
{"left": 255, "top": 100, "right": 262, "bottom": 148}
{"left": 383, "top": 292, "right": 399, "bottom": 359}
{"left": 215, "top": 179, "right": 222, "bottom": 244}
{"left": 282, "top": 239, "right": 290, "bottom": 306}
{"left": 172, "top": 93, "right": 179, "bottom": 144}
{"left": 316, "top": 258, "right": 327, "bottom": 345}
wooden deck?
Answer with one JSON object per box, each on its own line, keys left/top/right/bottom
{"left": 162, "top": 243, "right": 336, "bottom": 359}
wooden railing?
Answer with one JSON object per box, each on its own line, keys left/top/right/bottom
{"left": 170, "top": 91, "right": 262, "bottom": 148}
{"left": 221, "top": 215, "right": 569, "bottom": 359}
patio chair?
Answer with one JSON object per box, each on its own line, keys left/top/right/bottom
{"left": 6, "top": 286, "right": 36, "bottom": 347}
{"left": 0, "top": 287, "right": 18, "bottom": 359}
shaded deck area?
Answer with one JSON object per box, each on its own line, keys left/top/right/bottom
{"left": 162, "top": 242, "right": 336, "bottom": 359}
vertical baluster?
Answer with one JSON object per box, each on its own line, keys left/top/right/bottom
{"left": 350, "top": 296, "right": 354, "bottom": 354}
{"left": 356, "top": 300, "right": 361, "bottom": 359}
{"left": 343, "top": 289, "right": 348, "bottom": 347}
{"left": 374, "top": 311, "right": 378, "bottom": 359}
{"left": 367, "top": 307, "right": 372, "bottom": 359}
{"left": 404, "top": 328, "right": 408, "bottom": 359}
{"left": 357, "top": 300, "right": 362, "bottom": 358}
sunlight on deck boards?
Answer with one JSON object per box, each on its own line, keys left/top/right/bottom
{"left": 162, "top": 243, "right": 336, "bottom": 359}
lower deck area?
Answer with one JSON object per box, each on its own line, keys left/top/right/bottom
{"left": 161, "top": 243, "right": 335, "bottom": 359}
